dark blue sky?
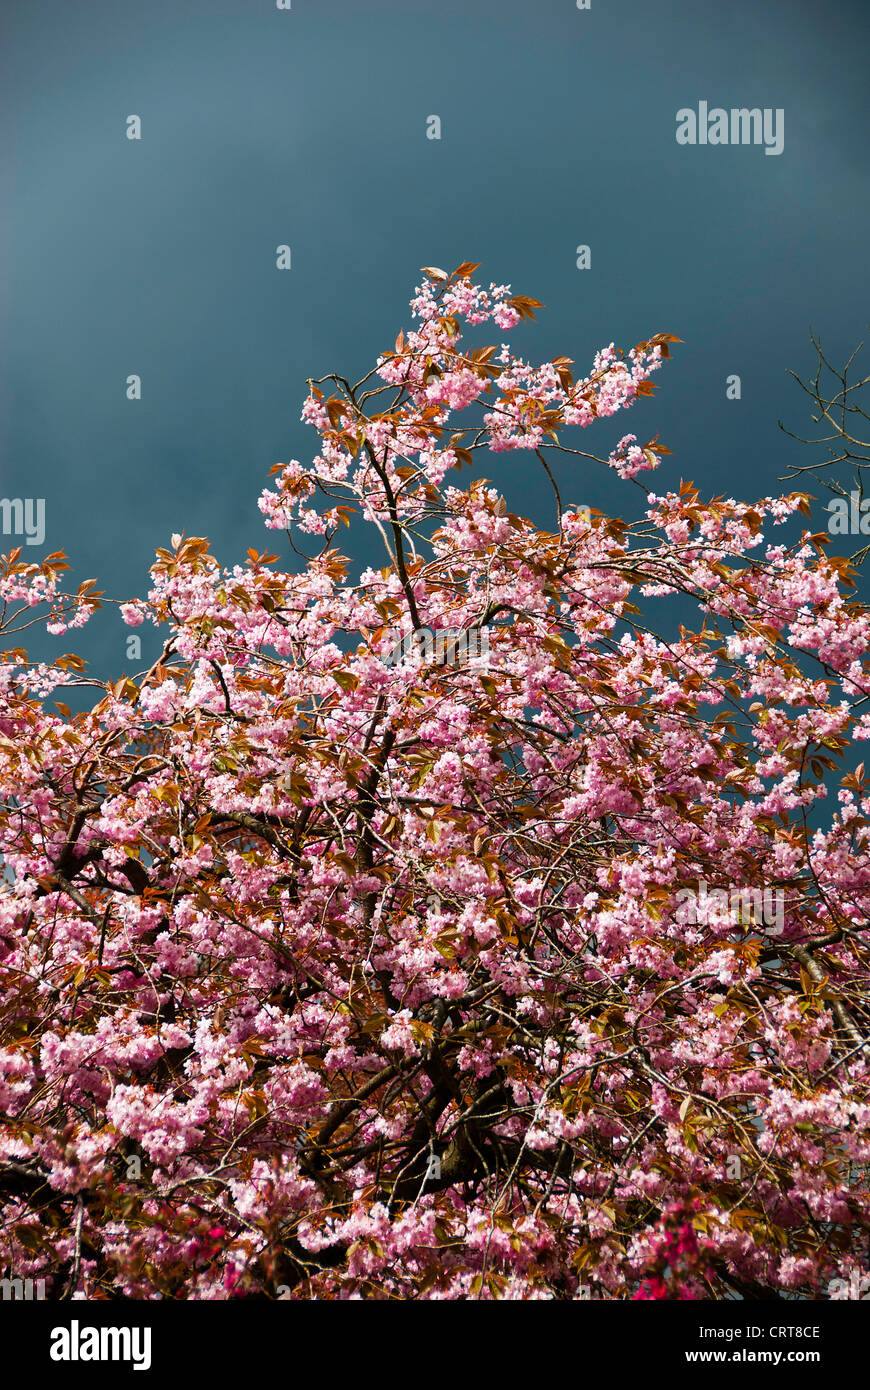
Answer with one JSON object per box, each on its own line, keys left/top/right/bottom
{"left": 2, "top": 0, "right": 869, "bottom": 684}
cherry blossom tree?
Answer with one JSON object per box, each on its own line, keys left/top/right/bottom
{"left": 1, "top": 263, "right": 869, "bottom": 1301}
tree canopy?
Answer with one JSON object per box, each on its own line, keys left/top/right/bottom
{"left": 1, "top": 264, "right": 869, "bottom": 1300}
